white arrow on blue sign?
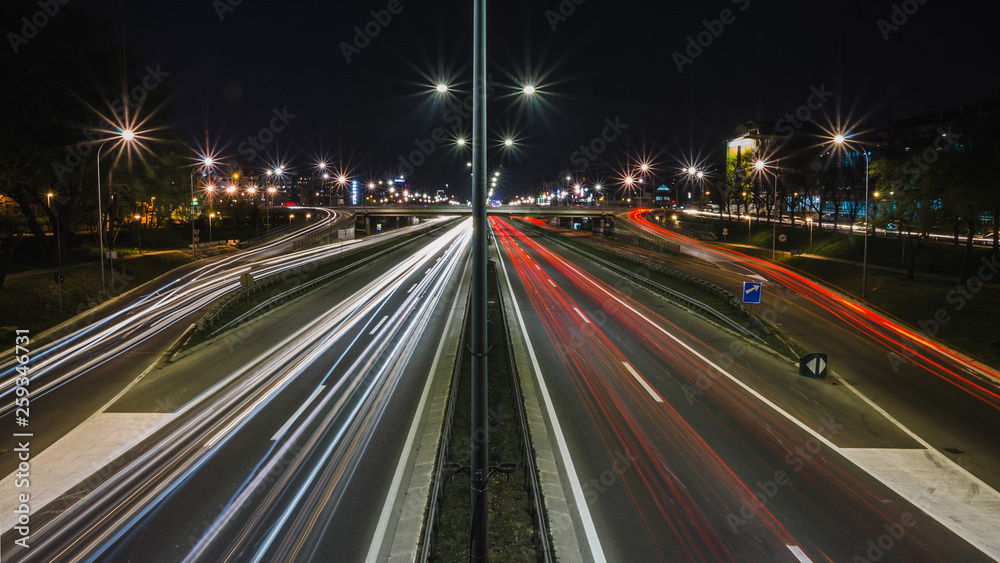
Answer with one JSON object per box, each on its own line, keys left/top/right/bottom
{"left": 742, "top": 281, "right": 763, "bottom": 305}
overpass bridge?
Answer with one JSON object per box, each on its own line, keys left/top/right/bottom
{"left": 339, "top": 204, "right": 624, "bottom": 235}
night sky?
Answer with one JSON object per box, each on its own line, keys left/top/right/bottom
{"left": 67, "top": 0, "right": 998, "bottom": 198}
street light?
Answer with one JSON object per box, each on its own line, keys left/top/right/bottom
{"left": 46, "top": 192, "right": 61, "bottom": 266}
{"left": 267, "top": 186, "right": 277, "bottom": 230}
{"left": 134, "top": 214, "right": 142, "bottom": 254}
{"left": 95, "top": 129, "right": 136, "bottom": 296}
{"left": 190, "top": 155, "right": 215, "bottom": 258}
{"left": 833, "top": 133, "right": 872, "bottom": 299}
{"left": 754, "top": 159, "right": 779, "bottom": 262}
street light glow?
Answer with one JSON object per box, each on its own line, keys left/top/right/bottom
{"left": 121, "top": 129, "right": 135, "bottom": 141}
{"left": 523, "top": 84, "right": 536, "bottom": 95}
{"left": 834, "top": 134, "right": 846, "bottom": 144}
{"left": 436, "top": 83, "right": 448, "bottom": 93}
{"left": 504, "top": 138, "right": 513, "bottom": 147}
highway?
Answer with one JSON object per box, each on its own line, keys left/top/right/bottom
{"left": 621, "top": 210, "right": 1000, "bottom": 489}
{"left": 1, "top": 217, "right": 470, "bottom": 561}
{"left": 2, "top": 204, "right": 997, "bottom": 561}
{"left": 492, "top": 216, "right": 995, "bottom": 561}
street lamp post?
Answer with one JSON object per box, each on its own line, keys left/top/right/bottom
{"left": 267, "top": 186, "right": 277, "bottom": 231}
{"left": 209, "top": 212, "right": 215, "bottom": 243}
{"left": 134, "top": 214, "right": 142, "bottom": 254}
{"left": 95, "top": 130, "right": 134, "bottom": 296}
{"left": 190, "top": 156, "right": 214, "bottom": 258}
{"left": 834, "top": 134, "right": 871, "bottom": 299}
{"left": 47, "top": 192, "right": 61, "bottom": 266}
{"left": 807, "top": 217, "right": 813, "bottom": 251}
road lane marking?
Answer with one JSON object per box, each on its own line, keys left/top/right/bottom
{"left": 787, "top": 545, "right": 812, "bottom": 562}
{"left": 573, "top": 307, "right": 591, "bottom": 324}
{"left": 365, "top": 249, "right": 471, "bottom": 563}
{"left": 369, "top": 315, "right": 388, "bottom": 335}
{"left": 407, "top": 283, "right": 417, "bottom": 294}
{"left": 622, "top": 362, "right": 663, "bottom": 403}
{"left": 271, "top": 385, "right": 326, "bottom": 441}
{"left": 496, "top": 241, "right": 606, "bottom": 562}
{"left": 548, "top": 278, "right": 557, "bottom": 288}
{"left": 552, "top": 245, "right": 1000, "bottom": 560}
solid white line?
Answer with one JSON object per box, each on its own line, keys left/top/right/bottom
{"left": 787, "top": 545, "right": 813, "bottom": 562}
{"left": 369, "top": 315, "right": 388, "bottom": 336}
{"left": 497, "top": 242, "right": 606, "bottom": 562}
{"left": 573, "top": 307, "right": 591, "bottom": 324}
{"left": 548, "top": 278, "right": 557, "bottom": 288}
{"left": 407, "top": 283, "right": 417, "bottom": 294}
{"left": 270, "top": 385, "right": 325, "bottom": 441}
{"left": 534, "top": 264, "right": 541, "bottom": 270}
{"left": 622, "top": 362, "right": 663, "bottom": 403}
{"left": 364, "top": 250, "right": 470, "bottom": 563}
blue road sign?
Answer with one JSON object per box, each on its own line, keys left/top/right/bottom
{"left": 742, "top": 281, "right": 763, "bottom": 305}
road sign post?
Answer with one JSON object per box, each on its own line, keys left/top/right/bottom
{"left": 799, "top": 353, "right": 828, "bottom": 378}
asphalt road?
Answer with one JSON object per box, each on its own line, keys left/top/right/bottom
{"left": 1, "top": 218, "right": 471, "bottom": 561}
{"left": 622, "top": 211, "right": 1000, "bottom": 494}
{"left": 492, "top": 216, "right": 994, "bottom": 562}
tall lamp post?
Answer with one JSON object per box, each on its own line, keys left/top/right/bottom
{"left": 754, "top": 159, "right": 779, "bottom": 262}
{"left": 95, "top": 129, "right": 135, "bottom": 296}
{"left": 47, "top": 192, "right": 61, "bottom": 266}
{"left": 190, "top": 156, "right": 214, "bottom": 258}
{"left": 833, "top": 134, "right": 871, "bottom": 299}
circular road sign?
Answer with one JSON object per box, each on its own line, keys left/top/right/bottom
{"left": 54, "top": 273, "right": 65, "bottom": 285}
{"left": 722, "top": 227, "right": 729, "bottom": 236}
{"left": 778, "top": 233, "right": 787, "bottom": 242}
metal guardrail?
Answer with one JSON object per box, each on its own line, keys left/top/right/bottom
{"left": 420, "top": 298, "right": 468, "bottom": 563}
{"left": 613, "top": 217, "right": 683, "bottom": 254}
{"left": 493, "top": 260, "right": 554, "bottom": 562}
{"left": 511, "top": 218, "right": 770, "bottom": 340}
{"left": 198, "top": 231, "right": 421, "bottom": 334}
{"left": 549, "top": 237, "right": 764, "bottom": 342}
{"left": 203, "top": 241, "right": 408, "bottom": 337}
{"left": 420, "top": 261, "right": 554, "bottom": 562}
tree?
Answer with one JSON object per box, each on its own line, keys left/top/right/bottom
{"left": 0, "top": 1, "right": 187, "bottom": 271}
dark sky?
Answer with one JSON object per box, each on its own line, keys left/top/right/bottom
{"left": 71, "top": 0, "right": 998, "bottom": 198}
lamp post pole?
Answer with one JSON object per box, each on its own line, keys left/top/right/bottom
{"left": 96, "top": 140, "right": 110, "bottom": 295}
{"left": 190, "top": 170, "right": 196, "bottom": 258}
{"left": 470, "top": 0, "right": 489, "bottom": 557}
{"left": 862, "top": 150, "right": 870, "bottom": 299}
{"left": 772, "top": 174, "right": 778, "bottom": 262}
